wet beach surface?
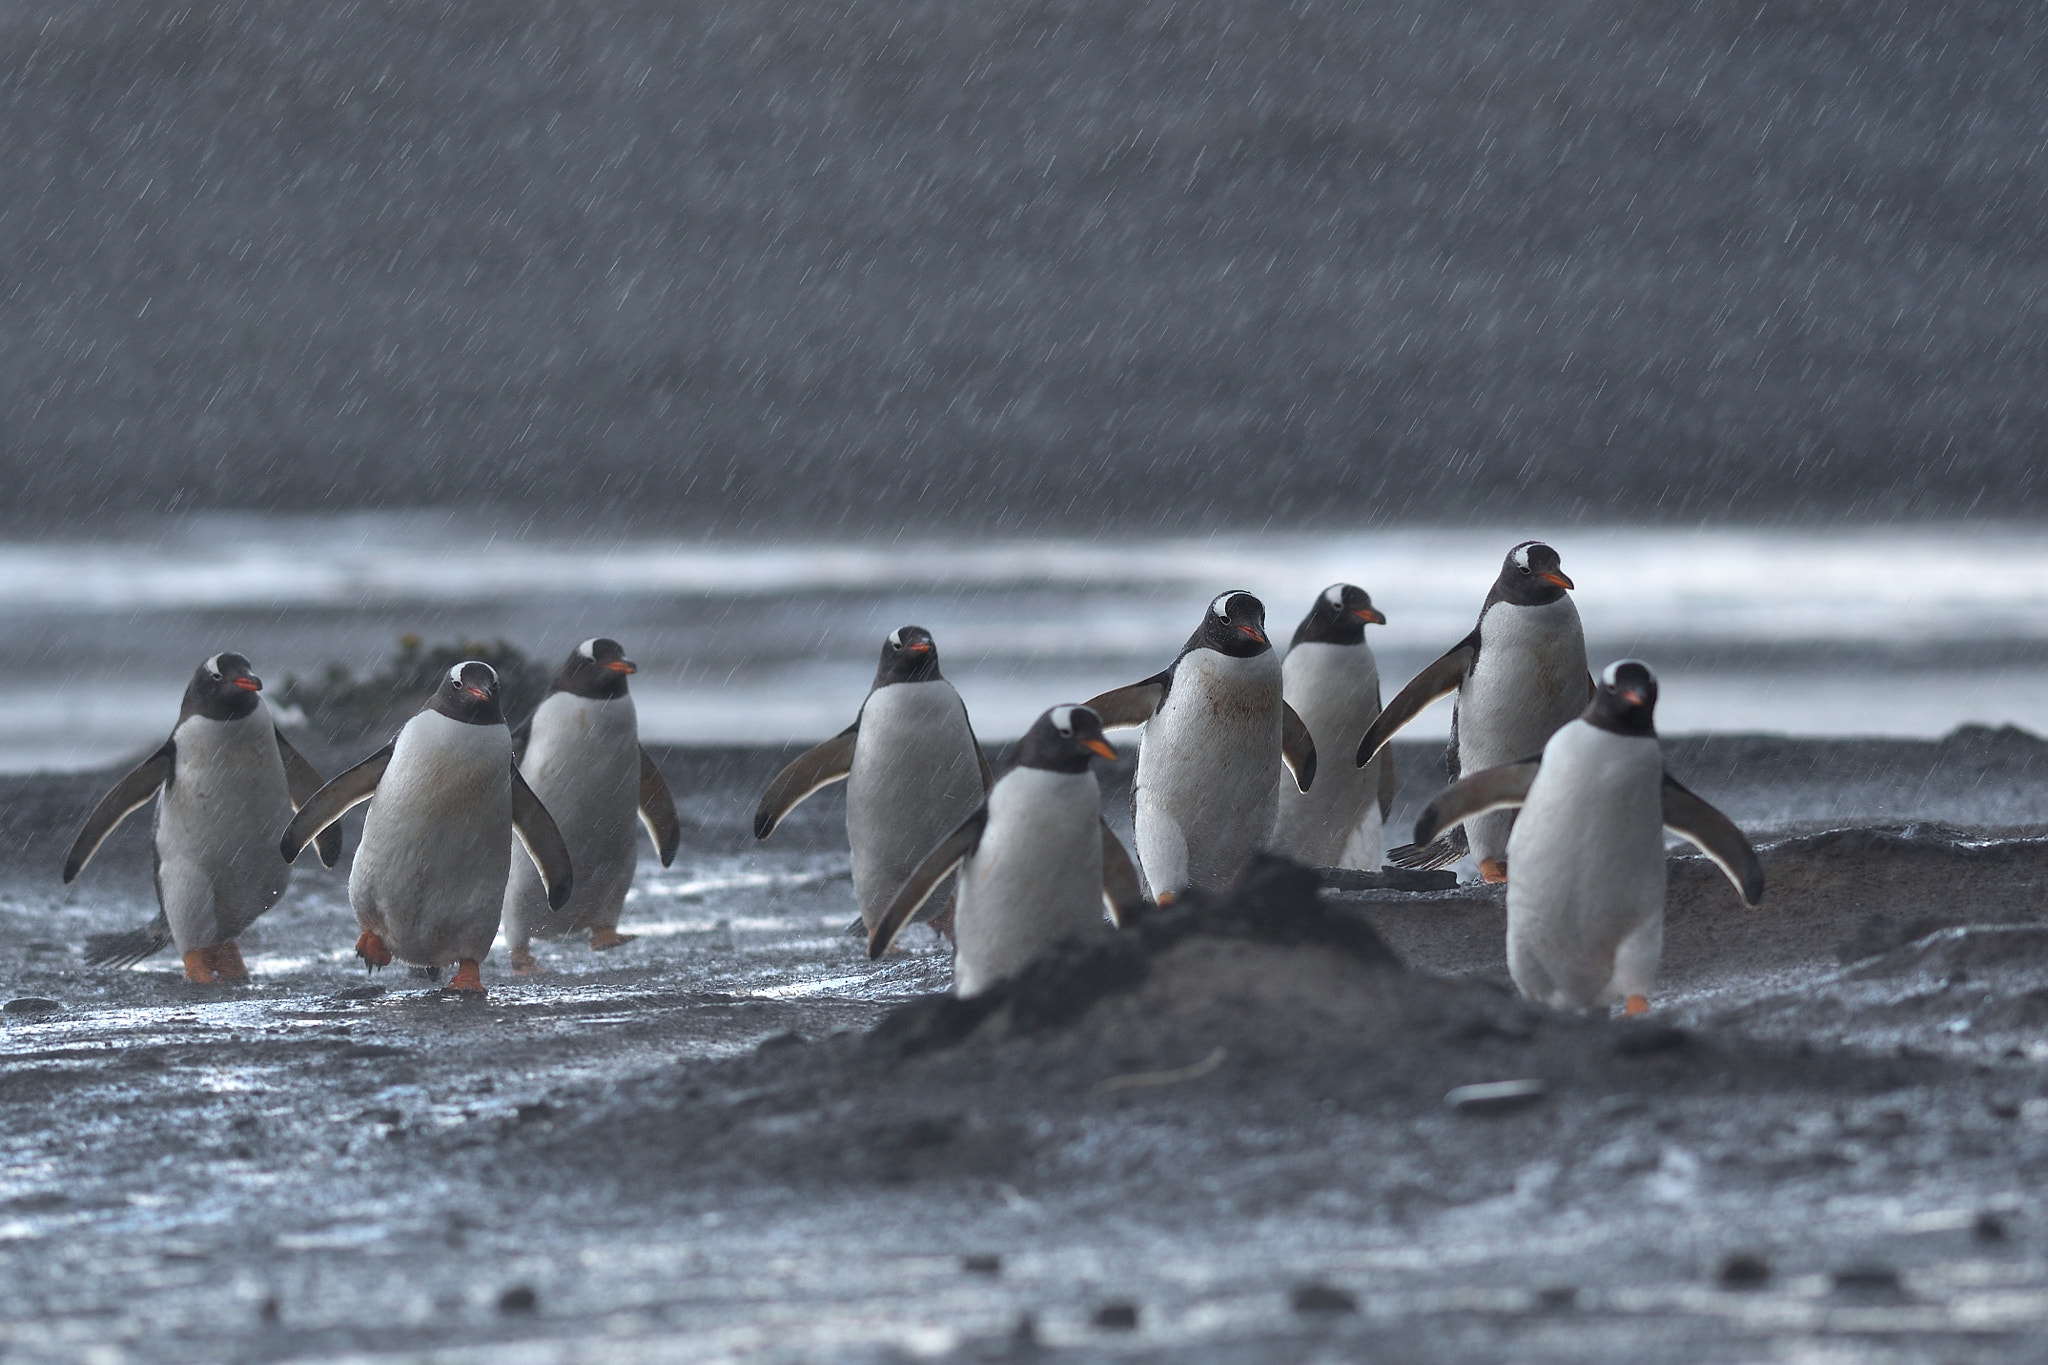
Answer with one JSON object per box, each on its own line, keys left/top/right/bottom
{"left": 4, "top": 734, "right": 2048, "bottom": 1361}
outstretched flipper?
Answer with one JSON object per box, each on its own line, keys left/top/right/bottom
{"left": 280, "top": 743, "right": 393, "bottom": 863}
{"left": 1386, "top": 826, "right": 1467, "bottom": 871}
{"left": 754, "top": 725, "right": 857, "bottom": 840}
{"left": 1355, "top": 633, "right": 1477, "bottom": 767}
{"left": 1412, "top": 758, "right": 1543, "bottom": 848}
{"left": 63, "top": 740, "right": 175, "bottom": 883}
{"left": 1377, "top": 739, "right": 1398, "bottom": 820}
{"left": 1081, "top": 672, "right": 1169, "bottom": 730}
{"left": 1662, "top": 774, "right": 1765, "bottom": 906}
{"left": 1281, "top": 701, "right": 1317, "bottom": 793}
{"left": 83, "top": 910, "right": 174, "bottom": 968}
{"left": 274, "top": 728, "right": 342, "bottom": 868}
{"left": 867, "top": 808, "right": 989, "bottom": 960}
{"left": 1099, "top": 820, "right": 1147, "bottom": 926}
{"left": 511, "top": 768, "right": 575, "bottom": 911}
{"left": 638, "top": 748, "right": 682, "bottom": 867}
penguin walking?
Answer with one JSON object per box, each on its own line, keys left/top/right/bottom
{"left": 502, "top": 639, "right": 681, "bottom": 975}
{"left": 869, "top": 705, "right": 1148, "bottom": 995}
{"left": 63, "top": 653, "right": 341, "bottom": 984}
{"left": 1268, "top": 584, "right": 1393, "bottom": 870}
{"left": 280, "top": 662, "right": 572, "bottom": 995}
{"left": 1083, "top": 591, "right": 1316, "bottom": 902}
{"left": 1411, "top": 661, "right": 1763, "bottom": 1013}
{"left": 754, "top": 627, "right": 991, "bottom": 938}
{"left": 1355, "top": 541, "right": 1589, "bottom": 883}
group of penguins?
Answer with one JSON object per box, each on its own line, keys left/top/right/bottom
{"left": 61, "top": 539, "right": 1765, "bottom": 1013}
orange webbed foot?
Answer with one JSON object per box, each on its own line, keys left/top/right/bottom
{"left": 1623, "top": 994, "right": 1650, "bottom": 1016}
{"left": 355, "top": 931, "right": 393, "bottom": 971}
{"left": 587, "top": 927, "right": 634, "bottom": 951}
{"left": 1479, "top": 859, "right": 1509, "bottom": 885}
{"left": 210, "top": 941, "right": 250, "bottom": 984}
{"left": 181, "top": 948, "right": 218, "bottom": 985}
{"left": 508, "top": 948, "right": 542, "bottom": 976}
{"left": 446, "top": 960, "right": 486, "bottom": 995}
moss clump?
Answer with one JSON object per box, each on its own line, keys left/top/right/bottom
{"left": 277, "top": 635, "right": 551, "bottom": 746}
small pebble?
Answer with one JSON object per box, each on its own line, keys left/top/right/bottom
{"left": 1289, "top": 1282, "right": 1357, "bottom": 1315}
{"left": 1534, "top": 1284, "right": 1576, "bottom": 1311}
{"left": 1091, "top": 1302, "right": 1139, "bottom": 1331}
{"left": 962, "top": 1253, "right": 1002, "bottom": 1276}
{"left": 1975, "top": 1211, "right": 2009, "bottom": 1242}
{"left": 1831, "top": 1263, "right": 1901, "bottom": 1295}
{"left": 1445, "top": 1079, "right": 1546, "bottom": 1115}
{"left": 258, "top": 1295, "right": 280, "bottom": 1324}
{"left": 2, "top": 998, "right": 60, "bottom": 1015}
{"left": 1717, "top": 1252, "right": 1770, "bottom": 1288}
{"left": 497, "top": 1285, "right": 538, "bottom": 1315}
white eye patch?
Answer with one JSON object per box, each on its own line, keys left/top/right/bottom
{"left": 888, "top": 628, "right": 905, "bottom": 647}
{"left": 1322, "top": 585, "right": 1347, "bottom": 607}
{"left": 1210, "top": 593, "right": 1235, "bottom": 618}
{"left": 577, "top": 638, "right": 599, "bottom": 660}
{"left": 1601, "top": 659, "right": 1653, "bottom": 688}
{"left": 1050, "top": 705, "right": 1076, "bottom": 736}
{"left": 205, "top": 654, "right": 225, "bottom": 678}
{"left": 1512, "top": 543, "right": 1534, "bottom": 570}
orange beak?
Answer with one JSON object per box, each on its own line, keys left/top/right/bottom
{"left": 605, "top": 659, "right": 637, "bottom": 674}
{"left": 1352, "top": 607, "right": 1386, "bottom": 625}
{"left": 1082, "top": 738, "right": 1118, "bottom": 761}
{"left": 1237, "top": 625, "right": 1267, "bottom": 643}
{"left": 1618, "top": 689, "right": 1646, "bottom": 707}
{"left": 465, "top": 686, "right": 488, "bottom": 700}
{"left": 232, "top": 677, "right": 260, "bottom": 692}
{"left": 1539, "top": 571, "right": 1574, "bottom": 590}
{"left": 908, "top": 641, "right": 933, "bottom": 654}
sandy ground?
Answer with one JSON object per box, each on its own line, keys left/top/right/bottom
{"left": 3, "top": 732, "right": 2048, "bottom": 1362}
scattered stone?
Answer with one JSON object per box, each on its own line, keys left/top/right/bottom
{"left": 1091, "top": 1302, "right": 1139, "bottom": 1330}
{"left": 756, "top": 1030, "right": 807, "bottom": 1052}
{"left": 962, "top": 1253, "right": 1002, "bottom": 1276}
{"left": 1445, "top": 1079, "right": 1547, "bottom": 1115}
{"left": 2, "top": 998, "right": 59, "bottom": 1015}
{"left": 497, "top": 1285, "right": 538, "bottom": 1315}
{"left": 258, "top": 1295, "right": 280, "bottom": 1324}
{"left": 1534, "top": 1284, "right": 1577, "bottom": 1311}
{"left": 1831, "top": 1263, "right": 1901, "bottom": 1295}
{"left": 327, "top": 985, "right": 385, "bottom": 1002}
{"left": 1612, "top": 1023, "right": 1688, "bottom": 1056}
{"left": 1289, "top": 1282, "right": 1357, "bottom": 1315}
{"left": 1976, "top": 1211, "right": 2009, "bottom": 1242}
{"left": 515, "top": 1102, "right": 557, "bottom": 1124}
{"left": 1717, "top": 1252, "right": 1770, "bottom": 1288}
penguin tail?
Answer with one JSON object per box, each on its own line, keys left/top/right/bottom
{"left": 1386, "top": 827, "right": 1467, "bottom": 872}
{"left": 82, "top": 913, "right": 174, "bottom": 968}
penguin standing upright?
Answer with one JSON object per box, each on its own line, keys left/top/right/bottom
{"left": 1084, "top": 591, "right": 1317, "bottom": 902}
{"left": 280, "top": 662, "right": 572, "bottom": 995}
{"left": 64, "top": 653, "right": 340, "bottom": 984}
{"left": 868, "top": 705, "right": 1148, "bottom": 996}
{"left": 754, "top": 627, "right": 990, "bottom": 937}
{"left": 1268, "top": 584, "right": 1393, "bottom": 870}
{"left": 1355, "top": 542, "right": 1589, "bottom": 882}
{"left": 1411, "top": 661, "right": 1763, "bottom": 1013}
{"left": 501, "top": 638, "right": 681, "bottom": 975}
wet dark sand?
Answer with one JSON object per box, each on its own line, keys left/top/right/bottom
{"left": 4, "top": 732, "right": 2048, "bottom": 1361}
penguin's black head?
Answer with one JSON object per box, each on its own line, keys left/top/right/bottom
{"left": 1191, "top": 591, "right": 1272, "bottom": 658}
{"left": 428, "top": 660, "right": 505, "bottom": 727}
{"left": 553, "top": 637, "right": 636, "bottom": 700}
{"left": 1291, "top": 583, "right": 1387, "bottom": 648}
{"left": 1492, "top": 541, "right": 1575, "bottom": 607}
{"left": 1013, "top": 704, "right": 1118, "bottom": 774}
{"left": 1586, "top": 659, "right": 1658, "bottom": 737}
{"left": 874, "top": 626, "right": 943, "bottom": 687}
{"left": 181, "top": 652, "right": 263, "bottom": 723}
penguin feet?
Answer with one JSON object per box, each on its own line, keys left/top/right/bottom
{"left": 587, "top": 927, "right": 634, "bottom": 951}
{"left": 1478, "top": 859, "right": 1509, "bottom": 885}
{"left": 355, "top": 931, "right": 393, "bottom": 971}
{"left": 924, "top": 904, "right": 956, "bottom": 944}
{"left": 1156, "top": 891, "right": 1178, "bottom": 908}
{"left": 210, "top": 941, "right": 250, "bottom": 985}
{"left": 1623, "top": 994, "right": 1650, "bottom": 1016}
{"left": 445, "top": 960, "right": 486, "bottom": 996}
{"left": 180, "top": 949, "right": 218, "bottom": 986}
{"left": 508, "top": 947, "right": 542, "bottom": 976}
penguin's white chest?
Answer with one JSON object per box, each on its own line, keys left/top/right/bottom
{"left": 1134, "top": 648, "right": 1282, "bottom": 895}
{"left": 1271, "top": 642, "right": 1383, "bottom": 869}
{"left": 154, "top": 705, "right": 294, "bottom": 945}
{"left": 846, "top": 681, "right": 985, "bottom": 926}
{"left": 954, "top": 767, "right": 1103, "bottom": 997}
{"left": 1460, "top": 597, "right": 1588, "bottom": 768}
{"left": 352, "top": 711, "right": 513, "bottom": 964}
{"left": 1504, "top": 722, "right": 1667, "bottom": 1010}
{"left": 520, "top": 692, "right": 640, "bottom": 845}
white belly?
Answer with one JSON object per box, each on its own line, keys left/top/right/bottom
{"left": 1504, "top": 721, "right": 1667, "bottom": 1009}
{"left": 1457, "top": 596, "right": 1588, "bottom": 863}
{"left": 1270, "top": 641, "right": 1384, "bottom": 869}
{"left": 845, "top": 680, "right": 986, "bottom": 929}
{"left": 351, "top": 711, "right": 513, "bottom": 965}
{"left": 503, "top": 692, "right": 642, "bottom": 943}
{"left": 154, "top": 706, "right": 295, "bottom": 951}
{"left": 1133, "top": 648, "right": 1282, "bottom": 896}
{"left": 954, "top": 768, "right": 1104, "bottom": 997}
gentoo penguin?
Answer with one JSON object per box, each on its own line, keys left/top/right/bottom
{"left": 64, "top": 653, "right": 341, "bottom": 984}
{"left": 869, "top": 705, "right": 1148, "bottom": 996}
{"left": 1083, "top": 591, "right": 1316, "bottom": 902}
{"left": 1411, "top": 661, "right": 1763, "bottom": 1013}
{"left": 1268, "top": 584, "right": 1394, "bottom": 870}
{"left": 754, "top": 626, "right": 991, "bottom": 937}
{"left": 501, "top": 638, "right": 681, "bottom": 975}
{"left": 280, "top": 662, "right": 572, "bottom": 995}
{"left": 1355, "top": 541, "right": 1590, "bottom": 883}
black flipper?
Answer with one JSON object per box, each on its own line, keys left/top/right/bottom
{"left": 280, "top": 743, "right": 393, "bottom": 863}
{"left": 867, "top": 807, "right": 989, "bottom": 959}
{"left": 1082, "top": 672, "right": 1169, "bottom": 729}
{"left": 1100, "top": 820, "right": 1147, "bottom": 926}
{"left": 754, "top": 725, "right": 858, "bottom": 840}
{"left": 63, "top": 740, "right": 175, "bottom": 883}
{"left": 511, "top": 768, "right": 575, "bottom": 911}
{"left": 1662, "top": 773, "right": 1765, "bottom": 906}
{"left": 274, "top": 727, "right": 342, "bottom": 868}
{"left": 82, "top": 911, "right": 174, "bottom": 968}
{"left": 1355, "top": 633, "right": 1477, "bottom": 767}
{"left": 1386, "top": 826, "right": 1467, "bottom": 871}
{"left": 1412, "top": 759, "right": 1543, "bottom": 847}
{"left": 638, "top": 747, "right": 682, "bottom": 867}
{"left": 1376, "top": 739, "right": 1398, "bottom": 820}
{"left": 1281, "top": 701, "right": 1317, "bottom": 793}
{"left": 509, "top": 713, "right": 534, "bottom": 767}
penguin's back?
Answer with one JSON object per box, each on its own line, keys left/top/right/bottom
{"left": 954, "top": 767, "right": 1103, "bottom": 997}
{"left": 846, "top": 680, "right": 984, "bottom": 926}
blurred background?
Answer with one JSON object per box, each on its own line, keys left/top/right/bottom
{"left": 1, "top": 0, "right": 2043, "bottom": 766}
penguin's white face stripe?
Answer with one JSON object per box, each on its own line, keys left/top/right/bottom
{"left": 1211, "top": 593, "right": 1234, "bottom": 618}
{"left": 577, "top": 638, "right": 599, "bottom": 660}
{"left": 1322, "top": 585, "right": 1346, "bottom": 607}
{"left": 1049, "top": 705, "right": 1076, "bottom": 736}
{"left": 205, "top": 654, "right": 225, "bottom": 679}
{"left": 887, "top": 628, "right": 905, "bottom": 647}
{"left": 1601, "top": 661, "right": 1624, "bottom": 687}
{"left": 447, "top": 663, "right": 467, "bottom": 684}
{"left": 1512, "top": 544, "right": 1534, "bottom": 570}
